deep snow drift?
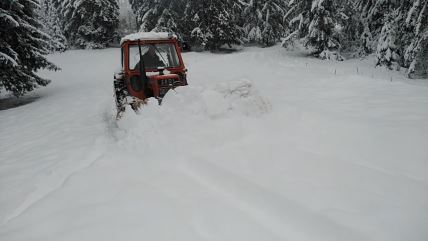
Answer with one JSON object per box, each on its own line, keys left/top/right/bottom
{"left": 0, "top": 46, "right": 427, "bottom": 241}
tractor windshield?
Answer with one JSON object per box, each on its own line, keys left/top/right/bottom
{"left": 129, "top": 43, "right": 180, "bottom": 70}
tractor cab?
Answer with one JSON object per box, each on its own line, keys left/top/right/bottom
{"left": 114, "top": 32, "right": 188, "bottom": 118}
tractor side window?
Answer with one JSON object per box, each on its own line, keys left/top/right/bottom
{"left": 166, "top": 44, "right": 180, "bottom": 67}
{"left": 129, "top": 45, "right": 148, "bottom": 70}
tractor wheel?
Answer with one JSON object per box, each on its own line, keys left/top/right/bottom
{"left": 113, "top": 78, "right": 127, "bottom": 119}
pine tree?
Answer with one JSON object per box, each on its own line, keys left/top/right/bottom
{"left": 242, "top": 0, "right": 287, "bottom": 46}
{"left": 130, "top": 0, "right": 242, "bottom": 49}
{"left": 39, "top": 0, "right": 67, "bottom": 52}
{"left": 130, "top": 0, "right": 184, "bottom": 37}
{"left": 280, "top": 0, "right": 426, "bottom": 76}
{"left": 283, "top": 0, "right": 343, "bottom": 60}
{"left": 153, "top": 8, "right": 176, "bottom": 33}
{"left": 306, "top": 0, "right": 342, "bottom": 60}
{"left": 357, "top": 0, "right": 398, "bottom": 54}
{"left": 130, "top": 0, "right": 159, "bottom": 32}
{"left": 375, "top": 9, "right": 400, "bottom": 69}
{"left": 368, "top": 0, "right": 427, "bottom": 75}
{"left": 1, "top": 0, "right": 59, "bottom": 97}
{"left": 117, "top": 0, "right": 137, "bottom": 36}
{"left": 184, "top": 0, "right": 241, "bottom": 50}
{"left": 55, "top": 0, "right": 119, "bottom": 49}
{"left": 403, "top": 0, "right": 428, "bottom": 77}
{"left": 153, "top": 1, "right": 185, "bottom": 35}
{"left": 335, "top": 0, "right": 360, "bottom": 54}
{"left": 229, "top": 0, "right": 245, "bottom": 36}
{"left": 282, "top": 0, "right": 312, "bottom": 47}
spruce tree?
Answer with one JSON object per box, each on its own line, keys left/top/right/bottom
{"left": 130, "top": 0, "right": 242, "bottom": 49}
{"left": 282, "top": 0, "right": 312, "bottom": 47}
{"left": 369, "top": 0, "right": 427, "bottom": 75}
{"left": 130, "top": 0, "right": 184, "bottom": 37}
{"left": 130, "top": 0, "right": 159, "bottom": 32}
{"left": 153, "top": 8, "right": 177, "bottom": 33}
{"left": 184, "top": 0, "right": 241, "bottom": 50}
{"left": 357, "top": 0, "right": 398, "bottom": 54}
{"left": 283, "top": 0, "right": 343, "bottom": 60}
{"left": 335, "top": 0, "right": 360, "bottom": 54}
{"left": 153, "top": 1, "right": 185, "bottom": 35}
{"left": 403, "top": 0, "right": 428, "bottom": 77}
{"left": 375, "top": 9, "right": 400, "bottom": 69}
{"left": 56, "top": 0, "right": 119, "bottom": 49}
{"left": 1, "top": 0, "right": 58, "bottom": 97}
{"left": 242, "top": 0, "right": 287, "bottom": 46}
{"left": 39, "top": 0, "right": 67, "bottom": 52}
{"left": 229, "top": 0, "right": 245, "bottom": 38}
{"left": 306, "top": 0, "right": 342, "bottom": 60}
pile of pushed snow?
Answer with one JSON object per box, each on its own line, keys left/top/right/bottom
{"left": 114, "top": 79, "right": 270, "bottom": 152}
{"left": 117, "top": 79, "right": 269, "bottom": 127}
{"left": 215, "top": 79, "right": 271, "bottom": 116}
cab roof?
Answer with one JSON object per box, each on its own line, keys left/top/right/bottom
{"left": 120, "top": 32, "right": 177, "bottom": 45}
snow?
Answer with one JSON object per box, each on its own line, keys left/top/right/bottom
{"left": 319, "top": 49, "right": 344, "bottom": 61}
{"left": 120, "top": 32, "right": 175, "bottom": 44}
{"left": 1, "top": 46, "right": 428, "bottom": 241}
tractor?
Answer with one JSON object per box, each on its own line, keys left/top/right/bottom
{"left": 113, "top": 32, "right": 188, "bottom": 118}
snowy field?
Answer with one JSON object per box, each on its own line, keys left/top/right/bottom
{"left": 1, "top": 46, "right": 428, "bottom": 241}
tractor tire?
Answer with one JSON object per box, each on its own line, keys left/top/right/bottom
{"left": 113, "top": 78, "right": 127, "bottom": 119}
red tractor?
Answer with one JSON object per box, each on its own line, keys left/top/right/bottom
{"left": 114, "top": 32, "right": 188, "bottom": 118}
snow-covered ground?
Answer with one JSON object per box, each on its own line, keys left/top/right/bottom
{"left": 1, "top": 46, "right": 427, "bottom": 241}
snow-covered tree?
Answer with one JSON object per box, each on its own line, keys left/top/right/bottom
{"left": 375, "top": 9, "right": 400, "bottom": 69}
{"left": 403, "top": 0, "right": 428, "bottom": 77}
{"left": 130, "top": 0, "right": 160, "bottom": 31}
{"left": 305, "top": 0, "right": 342, "bottom": 60}
{"left": 153, "top": 8, "right": 176, "bottom": 32}
{"left": 184, "top": 0, "right": 241, "bottom": 50}
{"left": 55, "top": 0, "right": 119, "bottom": 49}
{"left": 358, "top": 20, "right": 374, "bottom": 54}
{"left": 229, "top": 0, "right": 245, "bottom": 31}
{"left": 39, "top": 0, "right": 67, "bottom": 52}
{"left": 369, "top": 0, "right": 427, "bottom": 76}
{"left": 357, "top": 0, "right": 398, "bottom": 54}
{"left": 282, "top": 0, "right": 312, "bottom": 45}
{"left": 281, "top": 0, "right": 426, "bottom": 75}
{"left": 130, "top": 0, "right": 184, "bottom": 38}
{"left": 117, "top": 0, "right": 137, "bottom": 36}
{"left": 0, "top": 0, "right": 59, "bottom": 96}
{"left": 335, "top": 0, "right": 360, "bottom": 53}
{"left": 242, "top": 0, "right": 287, "bottom": 46}
{"left": 283, "top": 0, "right": 343, "bottom": 60}
{"left": 154, "top": 1, "right": 186, "bottom": 34}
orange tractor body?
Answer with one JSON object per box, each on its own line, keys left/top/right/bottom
{"left": 114, "top": 32, "right": 188, "bottom": 117}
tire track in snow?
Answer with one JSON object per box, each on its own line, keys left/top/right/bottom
{"left": 1, "top": 136, "right": 108, "bottom": 226}
{"left": 181, "top": 157, "right": 367, "bottom": 241}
